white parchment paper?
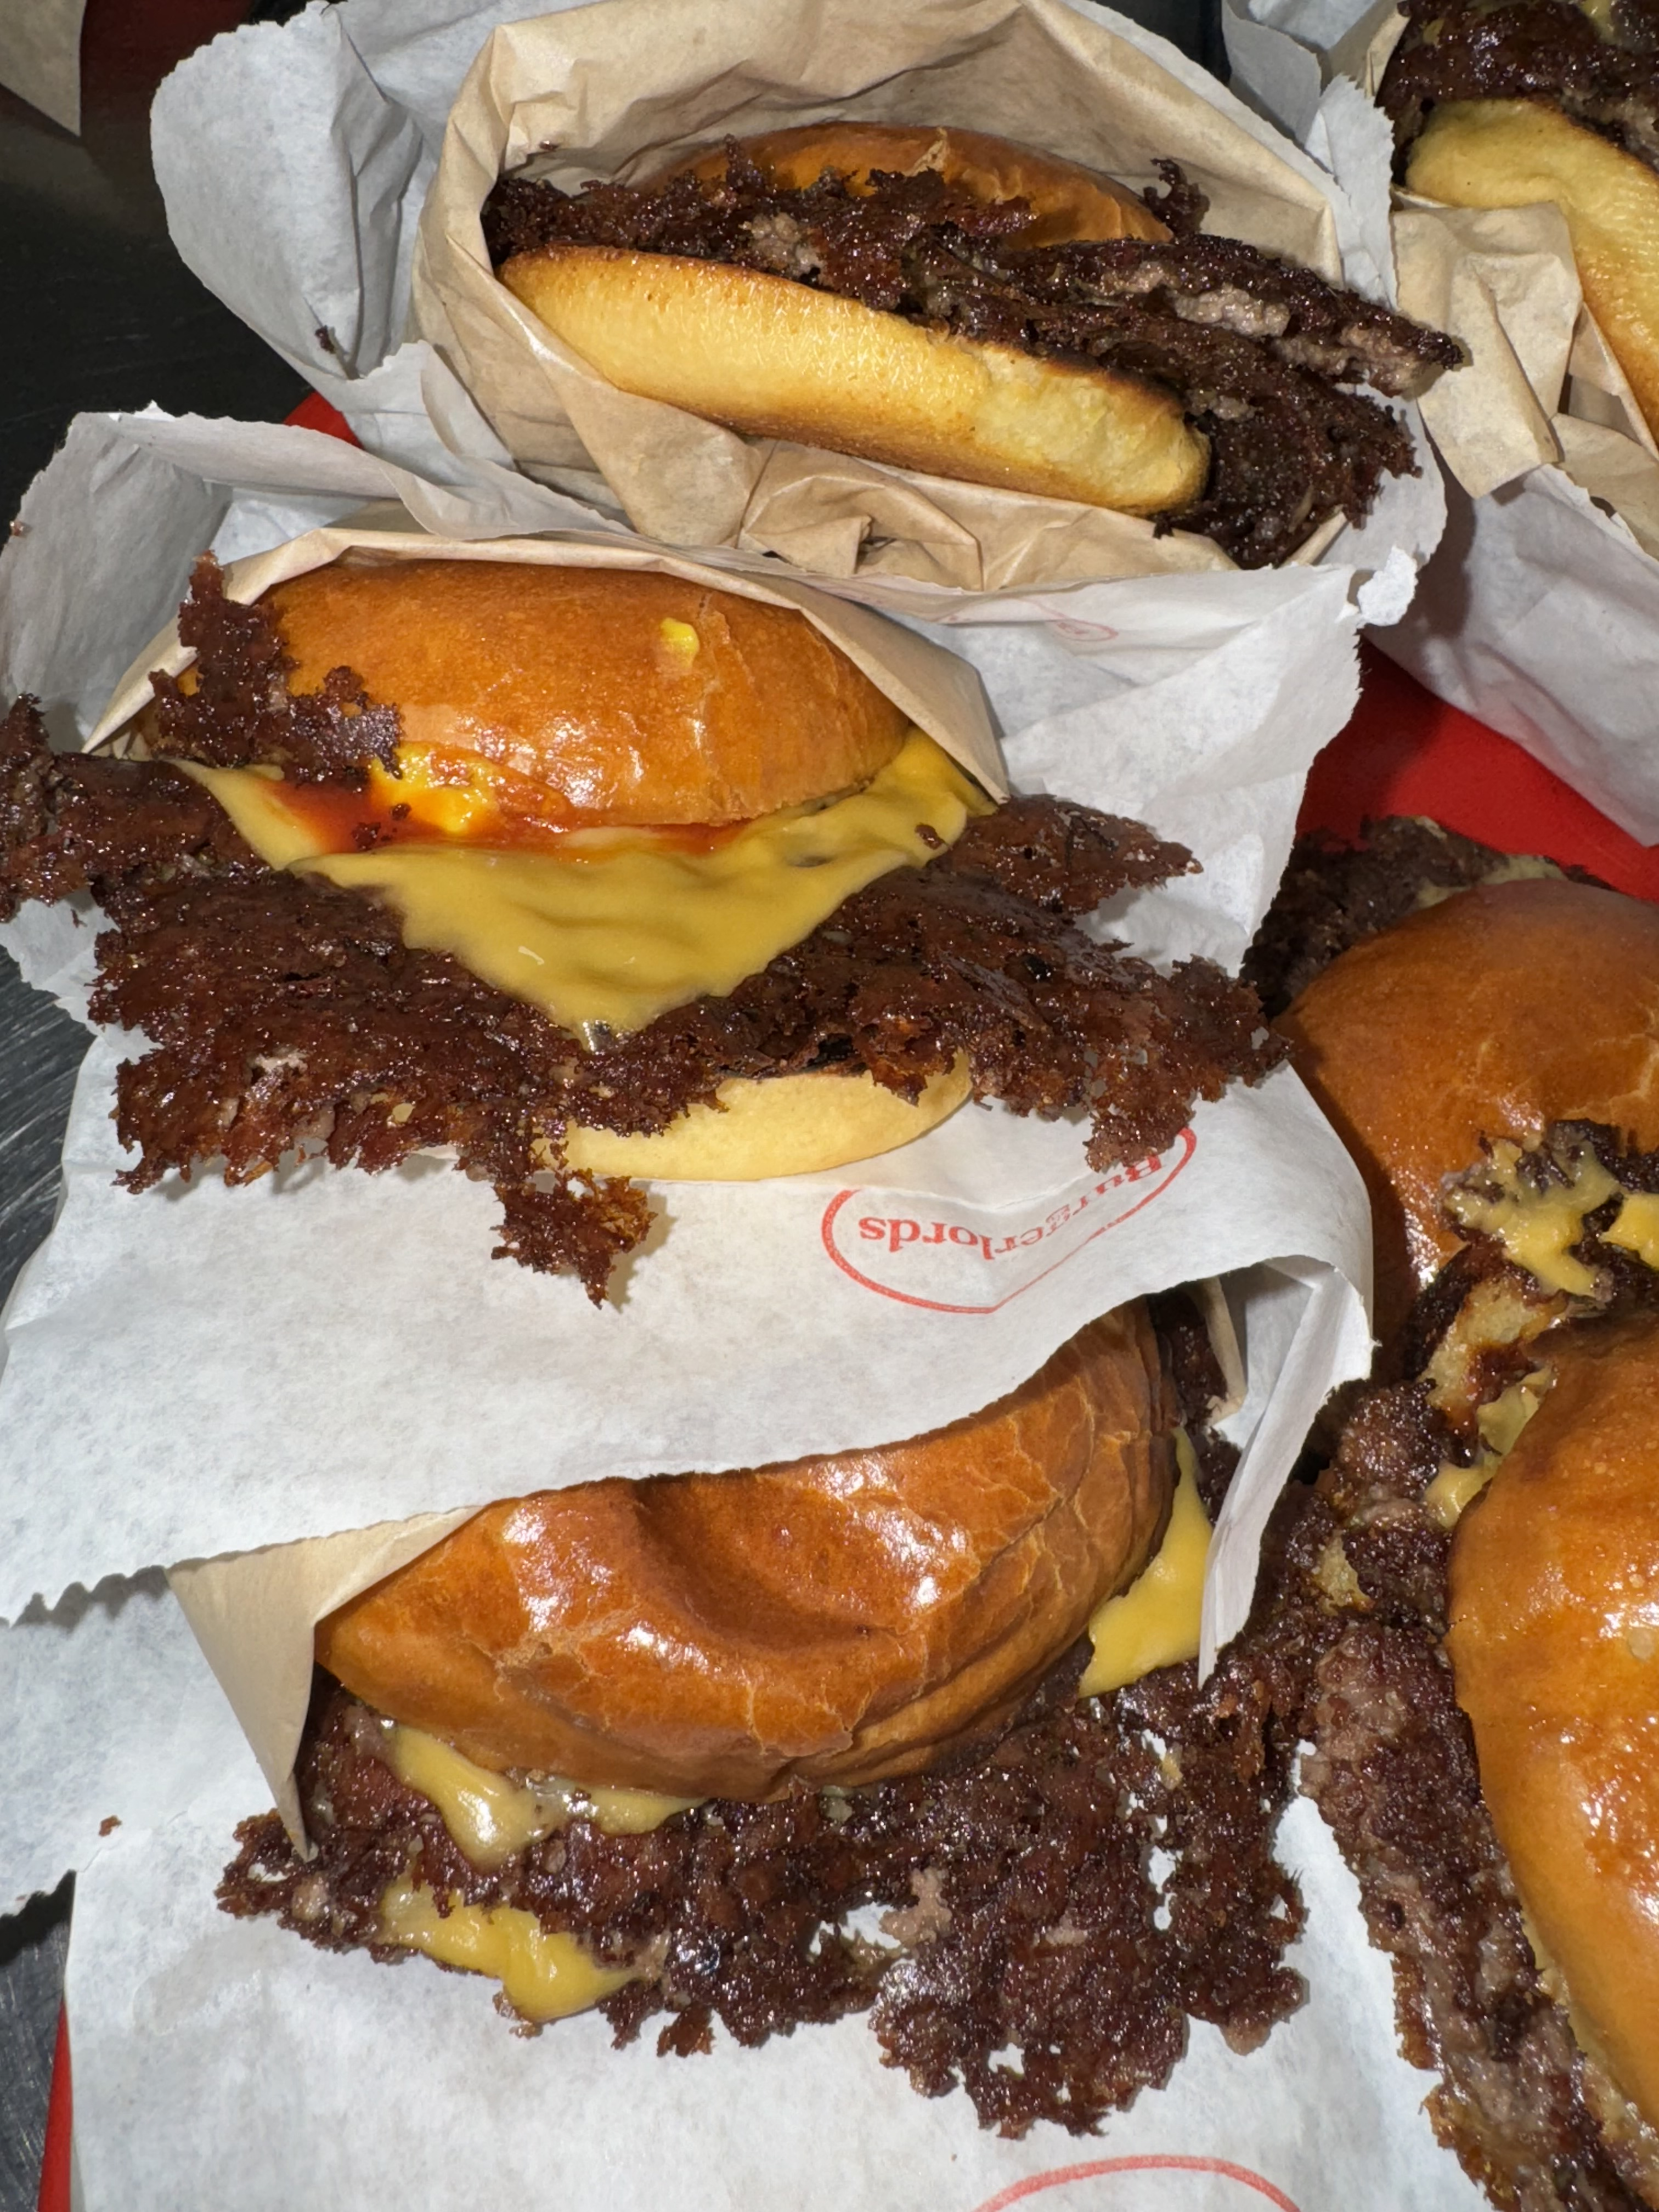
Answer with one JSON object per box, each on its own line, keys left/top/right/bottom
{"left": 0, "top": 1576, "right": 224, "bottom": 1912}
{"left": 1225, "top": 0, "right": 1659, "bottom": 844}
{"left": 146, "top": 0, "right": 1444, "bottom": 596}
{"left": 37, "top": 1588, "right": 1485, "bottom": 2211}
{"left": 0, "top": 415, "right": 1373, "bottom": 1664}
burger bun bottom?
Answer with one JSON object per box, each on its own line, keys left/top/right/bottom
{"left": 563, "top": 1060, "right": 970, "bottom": 1179}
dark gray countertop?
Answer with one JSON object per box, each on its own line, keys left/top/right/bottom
{"left": 0, "top": 7, "right": 305, "bottom": 2198}
{"left": 0, "top": 2, "right": 1219, "bottom": 2200}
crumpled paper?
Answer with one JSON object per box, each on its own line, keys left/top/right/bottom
{"left": 1226, "top": 0, "right": 1659, "bottom": 844}
{"left": 148, "top": 0, "right": 1445, "bottom": 594}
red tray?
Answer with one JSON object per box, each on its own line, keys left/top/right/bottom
{"left": 33, "top": 466, "right": 1657, "bottom": 2212}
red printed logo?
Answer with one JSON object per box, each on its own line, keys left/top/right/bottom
{"left": 820, "top": 1130, "right": 1195, "bottom": 1313}
{"left": 970, "top": 2156, "right": 1302, "bottom": 2212}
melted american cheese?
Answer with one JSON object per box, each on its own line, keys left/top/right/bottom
{"left": 1424, "top": 1367, "right": 1554, "bottom": 1531}
{"left": 1604, "top": 1190, "right": 1659, "bottom": 1269}
{"left": 1443, "top": 1138, "right": 1659, "bottom": 1304}
{"left": 378, "top": 1878, "right": 636, "bottom": 2022}
{"left": 1446, "top": 1139, "right": 1621, "bottom": 1297}
{"left": 387, "top": 1723, "right": 697, "bottom": 1867}
{"left": 1079, "top": 1432, "right": 1210, "bottom": 1698}
{"left": 187, "top": 729, "right": 985, "bottom": 1043}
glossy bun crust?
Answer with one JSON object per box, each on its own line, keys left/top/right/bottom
{"left": 318, "top": 1306, "right": 1176, "bottom": 1800}
{"left": 1447, "top": 1313, "right": 1659, "bottom": 2136}
{"left": 264, "top": 558, "right": 912, "bottom": 826}
{"left": 1278, "top": 878, "right": 1659, "bottom": 1334}
{"left": 498, "top": 126, "right": 1208, "bottom": 519}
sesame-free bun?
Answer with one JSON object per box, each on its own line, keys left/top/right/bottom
{"left": 317, "top": 1307, "right": 1176, "bottom": 1800}
{"left": 497, "top": 125, "right": 1209, "bottom": 518}
{"left": 265, "top": 558, "right": 912, "bottom": 826}
{"left": 1278, "top": 878, "right": 1659, "bottom": 1334}
{"left": 1406, "top": 99, "right": 1659, "bottom": 439}
{"left": 1446, "top": 1313, "right": 1659, "bottom": 2135}
{"left": 563, "top": 1059, "right": 971, "bottom": 1180}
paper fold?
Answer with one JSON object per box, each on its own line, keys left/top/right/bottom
{"left": 1226, "top": 0, "right": 1659, "bottom": 842}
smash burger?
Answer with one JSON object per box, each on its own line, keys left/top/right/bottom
{"left": 1382, "top": 0, "right": 1659, "bottom": 436}
{"left": 216, "top": 1291, "right": 1314, "bottom": 2131}
{"left": 483, "top": 123, "right": 1465, "bottom": 568}
{"left": 0, "top": 550, "right": 1279, "bottom": 1301}
{"left": 1240, "top": 822, "right": 1659, "bottom": 2209}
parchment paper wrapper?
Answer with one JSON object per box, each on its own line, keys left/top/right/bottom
{"left": 148, "top": 0, "right": 1444, "bottom": 595}
{"left": 0, "top": 1575, "right": 224, "bottom": 1912}
{"left": 1226, "top": 0, "right": 1659, "bottom": 843}
{"left": 0, "top": 0, "right": 85, "bottom": 134}
{"left": 13, "top": 1584, "right": 1484, "bottom": 2208}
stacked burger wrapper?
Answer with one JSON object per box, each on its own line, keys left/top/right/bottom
{"left": 1226, "top": 0, "right": 1659, "bottom": 842}
{"left": 0, "top": 0, "right": 1539, "bottom": 2204}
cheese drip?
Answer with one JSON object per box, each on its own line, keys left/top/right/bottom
{"left": 1444, "top": 1137, "right": 1659, "bottom": 1300}
{"left": 188, "top": 729, "right": 985, "bottom": 1043}
{"left": 387, "top": 1722, "right": 697, "bottom": 1867}
{"left": 1079, "top": 1431, "right": 1210, "bottom": 1698}
{"left": 378, "top": 1880, "right": 636, "bottom": 2022}
{"left": 1425, "top": 1367, "right": 1554, "bottom": 1531}
{"left": 373, "top": 1727, "right": 697, "bottom": 2022}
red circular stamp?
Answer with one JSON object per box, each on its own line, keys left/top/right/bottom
{"left": 970, "top": 2155, "right": 1302, "bottom": 2212}
{"left": 820, "top": 1130, "right": 1196, "bottom": 1314}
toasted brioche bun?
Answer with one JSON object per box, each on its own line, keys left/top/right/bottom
{"left": 498, "top": 125, "right": 1209, "bottom": 517}
{"left": 563, "top": 1059, "right": 971, "bottom": 1179}
{"left": 250, "top": 558, "right": 970, "bottom": 1181}
{"left": 672, "top": 122, "right": 1169, "bottom": 249}
{"left": 1278, "top": 878, "right": 1659, "bottom": 1335}
{"left": 318, "top": 1306, "right": 1176, "bottom": 1800}
{"left": 264, "top": 558, "right": 912, "bottom": 827}
{"left": 1406, "top": 99, "right": 1659, "bottom": 438}
{"left": 1446, "top": 1313, "right": 1659, "bottom": 2134}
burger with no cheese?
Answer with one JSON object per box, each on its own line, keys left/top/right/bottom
{"left": 482, "top": 122, "right": 1465, "bottom": 568}
{"left": 1382, "top": 0, "right": 1659, "bottom": 438}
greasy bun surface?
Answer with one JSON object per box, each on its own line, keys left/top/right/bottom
{"left": 264, "top": 559, "right": 912, "bottom": 826}
{"left": 1447, "top": 1313, "right": 1659, "bottom": 2132}
{"left": 318, "top": 1307, "right": 1175, "bottom": 1799}
{"left": 1278, "top": 877, "right": 1659, "bottom": 1331}
{"left": 668, "top": 122, "right": 1170, "bottom": 249}
{"left": 498, "top": 123, "right": 1208, "bottom": 518}
{"left": 1406, "top": 99, "right": 1659, "bottom": 438}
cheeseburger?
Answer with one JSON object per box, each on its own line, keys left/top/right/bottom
{"left": 1381, "top": 0, "right": 1659, "bottom": 436}
{"left": 1234, "top": 819, "right": 1659, "bottom": 2208}
{"left": 218, "top": 1290, "right": 1317, "bottom": 2130}
{"left": 482, "top": 123, "right": 1465, "bottom": 568}
{"left": 0, "top": 551, "right": 1279, "bottom": 1301}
